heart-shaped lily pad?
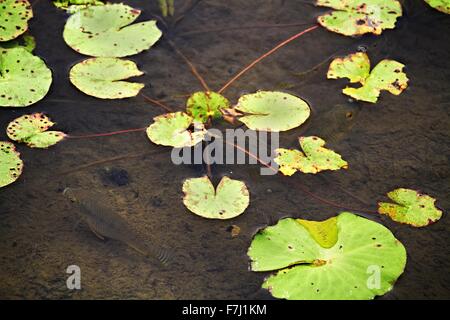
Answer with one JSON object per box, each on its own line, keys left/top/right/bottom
{"left": 182, "top": 176, "right": 250, "bottom": 219}
{"left": 69, "top": 57, "right": 144, "bottom": 99}
{"left": 378, "top": 188, "right": 443, "bottom": 227}
{"left": 63, "top": 3, "right": 162, "bottom": 57}
{"left": 186, "top": 91, "right": 230, "bottom": 123}
{"left": 0, "top": 141, "right": 23, "bottom": 188}
{"left": 7, "top": 113, "right": 66, "bottom": 148}
{"left": 146, "top": 112, "right": 206, "bottom": 148}
{"left": 275, "top": 136, "right": 348, "bottom": 175}
{"left": 425, "top": 0, "right": 450, "bottom": 14}
{"left": 0, "top": 47, "right": 52, "bottom": 107}
{"left": 0, "top": 0, "right": 33, "bottom": 42}
{"left": 328, "top": 52, "right": 408, "bottom": 103}
{"left": 0, "top": 33, "right": 35, "bottom": 52}
{"left": 316, "top": 0, "right": 402, "bottom": 36}
{"left": 248, "top": 212, "right": 407, "bottom": 300}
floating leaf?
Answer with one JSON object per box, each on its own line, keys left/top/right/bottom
{"left": 378, "top": 188, "right": 443, "bottom": 227}
{"left": 248, "top": 212, "right": 407, "bottom": 300}
{"left": 52, "top": 0, "right": 104, "bottom": 12}
{"left": 182, "top": 176, "right": 250, "bottom": 219}
{"left": 6, "top": 113, "right": 66, "bottom": 148}
{"left": 316, "top": 0, "right": 402, "bottom": 36}
{"left": 69, "top": 57, "right": 144, "bottom": 99}
{"left": 0, "top": 141, "right": 23, "bottom": 188}
{"left": 0, "top": 33, "right": 35, "bottom": 52}
{"left": 297, "top": 217, "right": 338, "bottom": 249}
{"left": 0, "top": 47, "right": 52, "bottom": 107}
{"left": 328, "top": 52, "right": 408, "bottom": 103}
{"left": 0, "top": 0, "right": 33, "bottom": 42}
{"left": 63, "top": 3, "right": 162, "bottom": 57}
{"left": 186, "top": 91, "right": 230, "bottom": 123}
{"left": 146, "top": 112, "right": 206, "bottom": 148}
{"left": 424, "top": 0, "right": 450, "bottom": 14}
{"left": 275, "top": 136, "right": 348, "bottom": 175}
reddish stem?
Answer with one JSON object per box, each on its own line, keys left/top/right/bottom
{"left": 67, "top": 128, "right": 146, "bottom": 139}
{"left": 140, "top": 93, "right": 174, "bottom": 112}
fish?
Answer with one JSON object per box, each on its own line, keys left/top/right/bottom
{"left": 63, "top": 187, "right": 170, "bottom": 266}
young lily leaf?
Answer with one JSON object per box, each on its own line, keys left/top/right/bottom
{"left": 424, "top": 0, "right": 450, "bottom": 14}
{"left": 316, "top": 0, "right": 402, "bottom": 36}
{"left": 328, "top": 52, "right": 408, "bottom": 103}
{"left": 186, "top": 91, "right": 230, "bottom": 123}
{"left": 69, "top": 57, "right": 144, "bottom": 99}
{"left": 378, "top": 188, "right": 443, "bottom": 227}
{"left": 182, "top": 176, "right": 250, "bottom": 219}
{"left": 0, "top": 33, "right": 35, "bottom": 52}
{"left": 0, "top": 0, "right": 33, "bottom": 42}
{"left": 0, "top": 141, "right": 23, "bottom": 188}
{"left": 63, "top": 3, "right": 162, "bottom": 57}
{"left": 146, "top": 112, "right": 206, "bottom": 148}
{"left": 275, "top": 136, "right": 348, "bottom": 175}
{"left": 0, "top": 47, "right": 52, "bottom": 107}
{"left": 7, "top": 113, "right": 66, "bottom": 148}
{"left": 248, "top": 212, "right": 407, "bottom": 300}
{"left": 52, "top": 0, "right": 104, "bottom": 12}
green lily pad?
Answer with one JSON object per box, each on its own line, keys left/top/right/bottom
{"left": 328, "top": 52, "right": 408, "bottom": 103}
{"left": 69, "top": 57, "right": 144, "bottom": 99}
{"left": 0, "top": 0, "right": 33, "bottom": 42}
{"left": 0, "top": 33, "right": 35, "bottom": 52}
{"left": 378, "top": 188, "right": 443, "bottom": 227}
{"left": 0, "top": 47, "right": 52, "bottom": 107}
{"left": 63, "top": 3, "right": 162, "bottom": 57}
{"left": 248, "top": 212, "right": 407, "bottom": 300}
{"left": 52, "top": 0, "right": 104, "bottom": 12}
{"left": 7, "top": 113, "right": 66, "bottom": 148}
{"left": 275, "top": 136, "right": 348, "bottom": 175}
{"left": 182, "top": 176, "right": 250, "bottom": 219}
{"left": 0, "top": 141, "right": 23, "bottom": 188}
{"left": 186, "top": 91, "right": 230, "bottom": 123}
{"left": 424, "top": 0, "right": 450, "bottom": 14}
{"left": 316, "top": 0, "right": 402, "bottom": 36}
{"left": 146, "top": 112, "right": 206, "bottom": 148}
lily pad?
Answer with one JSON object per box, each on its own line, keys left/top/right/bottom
{"left": 275, "top": 136, "right": 348, "bottom": 175}
{"left": 378, "top": 188, "right": 443, "bottom": 227}
{"left": 0, "top": 33, "right": 35, "bottom": 52}
{"left": 52, "top": 0, "right": 104, "bottom": 12}
{"left": 63, "top": 3, "right": 162, "bottom": 57}
{"left": 146, "top": 112, "right": 206, "bottom": 148}
{"left": 0, "top": 141, "right": 23, "bottom": 188}
{"left": 316, "top": 0, "right": 402, "bottom": 36}
{"left": 0, "top": 0, "right": 33, "bottom": 42}
{"left": 6, "top": 113, "right": 66, "bottom": 148}
{"left": 69, "top": 57, "right": 144, "bottom": 99}
{"left": 186, "top": 91, "right": 230, "bottom": 123}
{"left": 248, "top": 212, "right": 407, "bottom": 300}
{"left": 182, "top": 176, "right": 250, "bottom": 219}
{"left": 424, "top": 0, "right": 450, "bottom": 14}
{"left": 0, "top": 47, "right": 52, "bottom": 107}
{"left": 328, "top": 52, "right": 408, "bottom": 103}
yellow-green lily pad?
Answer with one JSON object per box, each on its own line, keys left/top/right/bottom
{"left": 186, "top": 91, "right": 230, "bottom": 124}
{"left": 182, "top": 176, "right": 250, "bottom": 219}
{"left": 0, "top": 141, "right": 23, "bottom": 188}
{"left": 0, "top": 0, "right": 33, "bottom": 42}
{"left": 0, "top": 33, "right": 35, "bottom": 52}
{"left": 52, "top": 0, "right": 104, "bottom": 12}
{"left": 275, "top": 136, "right": 348, "bottom": 175}
{"left": 378, "top": 188, "right": 443, "bottom": 227}
{"left": 424, "top": 0, "right": 450, "bottom": 14}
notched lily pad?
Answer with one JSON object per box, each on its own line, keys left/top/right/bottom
{"left": 186, "top": 91, "right": 230, "bottom": 123}
{"left": 7, "top": 113, "right": 66, "bottom": 148}
{"left": 182, "top": 176, "right": 250, "bottom": 219}
{"left": 378, "top": 188, "right": 443, "bottom": 227}
{"left": 424, "top": 0, "right": 450, "bottom": 14}
{"left": 146, "top": 112, "right": 206, "bottom": 148}
{"left": 0, "top": 141, "right": 23, "bottom": 188}
{"left": 63, "top": 3, "right": 162, "bottom": 57}
{"left": 0, "top": 0, "right": 33, "bottom": 42}
{"left": 316, "top": 0, "right": 402, "bottom": 36}
{"left": 275, "top": 136, "right": 348, "bottom": 175}
{"left": 69, "top": 57, "right": 144, "bottom": 99}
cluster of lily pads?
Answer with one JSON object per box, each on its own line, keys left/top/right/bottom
{"left": 1, "top": 0, "right": 448, "bottom": 299}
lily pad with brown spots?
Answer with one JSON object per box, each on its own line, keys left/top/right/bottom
{"left": 0, "top": 0, "right": 33, "bottom": 42}
{"left": 0, "top": 141, "right": 23, "bottom": 188}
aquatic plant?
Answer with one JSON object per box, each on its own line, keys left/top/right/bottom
{"left": 0, "top": 33, "right": 35, "bottom": 52}
{"left": 0, "top": 0, "right": 33, "bottom": 41}
{"left": 158, "top": 0, "right": 175, "bottom": 17}
{"left": 52, "top": 0, "right": 104, "bottom": 12}
{"left": 424, "top": 0, "right": 450, "bottom": 13}
{"left": 0, "top": 141, "right": 23, "bottom": 188}
{"left": 186, "top": 91, "right": 230, "bottom": 124}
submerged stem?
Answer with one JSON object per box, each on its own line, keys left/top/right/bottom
{"left": 67, "top": 128, "right": 146, "bottom": 139}
{"left": 140, "top": 93, "right": 174, "bottom": 112}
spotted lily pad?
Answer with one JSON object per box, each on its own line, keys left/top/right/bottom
{"left": 0, "top": 141, "right": 23, "bottom": 188}
{"left": 0, "top": 0, "right": 33, "bottom": 42}
{"left": 6, "top": 113, "right": 66, "bottom": 148}
{"left": 248, "top": 212, "right": 407, "bottom": 300}
{"left": 328, "top": 52, "right": 408, "bottom": 103}
{"left": 0, "top": 33, "right": 35, "bottom": 52}
{"left": 316, "top": 0, "right": 402, "bottom": 36}
{"left": 63, "top": 3, "right": 162, "bottom": 57}
{"left": 146, "top": 112, "right": 206, "bottom": 148}
{"left": 186, "top": 91, "right": 230, "bottom": 123}
{"left": 275, "top": 136, "right": 348, "bottom": 175}
{"left": 182, "top": 176, "right": 250, "bottom": 219}
{"left": 425, "top": 0, "right": 450, "bottom": 14}
{"left": 378, "top": 188, "right": 443, "bottom": 227}
{"left": 69, "top": 57, "right": 144, "bottom": 99}
{"left": 0, "top": 47, "right": 52, "bottom": 107}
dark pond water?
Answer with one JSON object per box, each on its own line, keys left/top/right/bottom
{"left": 0, "top": 0, "right": 449, "bottom": 299}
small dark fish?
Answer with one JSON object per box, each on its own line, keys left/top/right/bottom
{"left": 63, "top": 188, "right": 170, "bottom": 266}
